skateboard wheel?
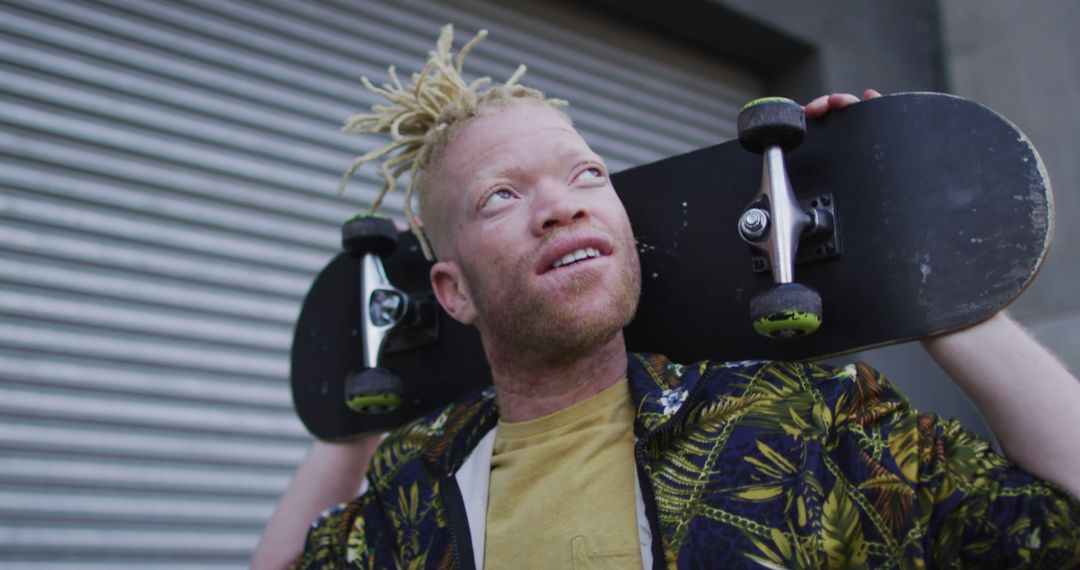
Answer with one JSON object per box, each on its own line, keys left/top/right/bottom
{"left": 342, "top": 214, "right": 398, "bottom": 257}
{"left": 750, "top": 283, "right": 822, "bottom": 339}
{"left": 737, "top": 97, "right": 806, "bottom": 154}
{"left": 344, "top": 367, "right": 405, "bottom": 414}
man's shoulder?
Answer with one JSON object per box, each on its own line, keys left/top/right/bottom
{"left": 369, "top": 386, "right": 498, "bottom": 486}
{"left": 628, "top": 352, "right": 854, "bottom": 397}
{"left": 298, "top": 392, "right": 497, "bottom": 569}
{"left": 628, "top": 353, "right": 905, "bottom": 428}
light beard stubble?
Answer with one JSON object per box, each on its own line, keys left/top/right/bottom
{"left": 464, "top": 247, "right": 642, "bottom": 365}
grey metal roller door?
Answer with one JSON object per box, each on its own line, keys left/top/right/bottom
{"left": 0, "top": 0, "right": 761, "bottom": 565}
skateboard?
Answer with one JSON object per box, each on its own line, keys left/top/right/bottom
{"left": 292, "top": 92, "right": 1053, "bottom": 440}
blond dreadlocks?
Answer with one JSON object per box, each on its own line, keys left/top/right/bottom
{"left": 339, "top": 24, "right": 567, "bottom": 260}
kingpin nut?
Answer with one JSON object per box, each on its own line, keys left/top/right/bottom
{"left": 370, "top": 289, "right": 406, "bottom": 327}
{"left": 740, "top": 208, "right": 770, "bottom": 240}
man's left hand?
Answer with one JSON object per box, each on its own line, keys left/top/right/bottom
{"left": 803, "top": 89, "right": 882, "bottom": 119}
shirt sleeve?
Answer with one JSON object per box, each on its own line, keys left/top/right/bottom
{"left": 289, "top": 492, "right": 378, "bottom": 570}
{"left": 834, "top": 361, "right": 1080, "bottom": 568}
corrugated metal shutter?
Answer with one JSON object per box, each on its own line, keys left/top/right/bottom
{"left": 0, "top": 0, "right": 761, "bottom": 565}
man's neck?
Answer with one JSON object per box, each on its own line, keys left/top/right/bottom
{"left": 484, "top": 332, "right": 628, "bottom": 423}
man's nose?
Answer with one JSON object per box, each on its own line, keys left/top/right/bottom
{"left": 531, "top": 183, "right": 588, "bottom": 234}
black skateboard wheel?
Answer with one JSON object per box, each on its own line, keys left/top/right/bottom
{"left": 750, "top": 282, "right": 822, "bottom": 338}
{"left": 342, "top": 214, "right": 398, "bottom": 257}
{"left": 737, "top": 97, "right": 806, "bottom": 154}
{"left": 344, "top": 367, "right": 405, "bottom": 414}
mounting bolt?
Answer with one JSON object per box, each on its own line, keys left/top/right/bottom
{"left": 370, "top": 289, "right": 406, "bottom": 327}
{"left": 740, "top": 208, "right": 770, "bottom": 240}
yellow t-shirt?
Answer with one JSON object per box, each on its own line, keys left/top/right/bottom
{"left": 484, "top": 379, "right": 642, "bottom": 569}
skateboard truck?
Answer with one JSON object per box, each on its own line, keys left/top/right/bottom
{"left": 745, "top": 193, "right": 839, "bottom": 274}
{"left": 341, "top": 215, "right": 409, "bottom": 414}
{"left": 737, "top": 97, "right": 826, "bottom": 339}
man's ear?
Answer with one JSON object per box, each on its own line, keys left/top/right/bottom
{"left": 430, "top": 261, "right": 477, "bottom": 325}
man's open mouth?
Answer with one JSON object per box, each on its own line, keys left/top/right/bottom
{"left": 551, "top": 247, "right": 602, "bottom": 270}
{"left": 536, "top": 234, "right": 614, "bottom": 275}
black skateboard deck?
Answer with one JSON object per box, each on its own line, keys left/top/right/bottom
{"left": 292, "top": 92, "right": 1052, "bottom": 440}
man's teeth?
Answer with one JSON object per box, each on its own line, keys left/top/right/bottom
{"left": 552, "top": 247, "right": 601, "bottom": 269}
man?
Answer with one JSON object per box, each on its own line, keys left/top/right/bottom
{"left": 254, "top": 27, "right": 1080, "bottom": 568}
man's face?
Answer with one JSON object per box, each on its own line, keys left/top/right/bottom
{"left": 428, "top": 103, "right": 641, "bottom": 362}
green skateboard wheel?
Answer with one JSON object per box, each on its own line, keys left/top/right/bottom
{"left": 737, "top": 97, "right": 806, "bottom": 154}
{"left": 740, "top": 96, "right": 797, "bottom": 111}
{"left": 750, "top": 283, "right": 822, "bottom": 339}
{"left": 342, "top": 214, "right": 398, "bottom": 257}
{"left": 344, "top": 367, "right": 405, "bottom": 414}
{"left": 346, "top": 391, "right": 404, "bottom": 414}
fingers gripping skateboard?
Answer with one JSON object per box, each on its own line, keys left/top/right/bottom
{"left": 342, "top": 215, "right": 406, "bottom": 414}
{"left": 737, "top": 98, "right": 824, "bottom": 338}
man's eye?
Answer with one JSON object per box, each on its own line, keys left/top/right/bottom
{"left": 483, "top": 188, "right": 516, "bottom": 208}
{"left": 576, "top": 167, "right": 605, "bottom": 182}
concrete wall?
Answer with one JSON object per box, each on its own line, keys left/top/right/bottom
{"left": 586, "top": 0, "right": 947, "bottom": 99}
{"left": 718, "top": 0, "right": 947, "bottom": 99}
{"left": 939, "top": 0, "right": 1080, "bottom": 370}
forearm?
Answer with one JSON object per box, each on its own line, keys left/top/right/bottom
{"left": 252, "top": 435, "right": 383, "bottom": 569}
{"left": 922, "top": 311, "right": 1080, "bottom": 497}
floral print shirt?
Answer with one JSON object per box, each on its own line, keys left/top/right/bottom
{"left": 294, "top": 354, "right": 1080, "bottom": 568}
